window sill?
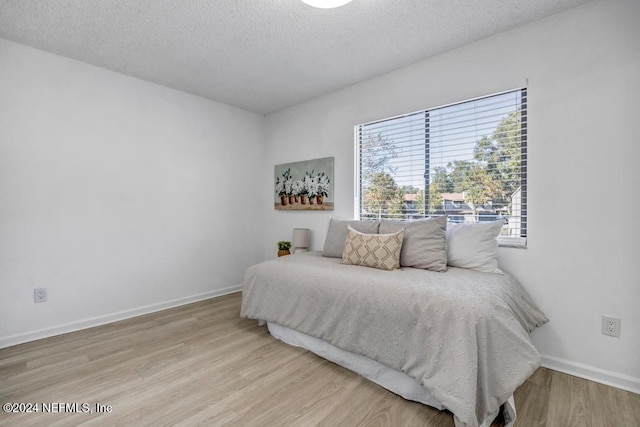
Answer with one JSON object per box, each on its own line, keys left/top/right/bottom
{"left": 498, "top": 236, "right": 527, "bottom": 248}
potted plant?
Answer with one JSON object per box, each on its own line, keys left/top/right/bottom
{"left": 275, "top": 177, "right": 286, "bottom": 206}
{"left": 316, "top": 172, "right": 330, "bottom": 205}
{"left": 298, "top": 179, "right": 309, "bottom": 205}
{"left": 284, "top": 175, "right": 294, "bottom": 205}
{"left": 277, "top": 241, "right": 292, "bottom": 257}
{"left": 303, "top": 171, "right": 317, "bottom": 205}
{"left": 291, "top": 179, "right": 302, "bottom": 203}
{"left": 275, "top": 168, "right": 292, "bottom": 206}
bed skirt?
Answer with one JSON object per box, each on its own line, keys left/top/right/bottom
{"left": 267, "top": 321, "right": 516, "bottom": 427}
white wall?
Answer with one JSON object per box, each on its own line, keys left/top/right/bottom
{"left": 0, "top": 39, "right": 266, "bottom": 346}
{"left": 263, "top": 0, "right": 640, "bottom": 392}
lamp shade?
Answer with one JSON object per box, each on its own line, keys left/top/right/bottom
{"left": 300, "top": 0, "right": 353, "bottom": 9}
{"left": 292, "top": 228, "right": 310, "bottom": 250}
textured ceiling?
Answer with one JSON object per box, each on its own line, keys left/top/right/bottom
{"left": 0, "top": 0, "right": 591, "bottom": 114}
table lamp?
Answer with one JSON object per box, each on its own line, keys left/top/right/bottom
{"left": 292, "top": 228, "right": 310, "bottom": 253}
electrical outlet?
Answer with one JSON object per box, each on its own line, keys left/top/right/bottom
{"left": 601, "top": 315, "right": 621, "bottom": 337}
{"left": 34, "top": 287, "right": 48, "bottom": 303}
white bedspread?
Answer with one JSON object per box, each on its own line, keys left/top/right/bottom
{"left": 240, "top": 252, "right": 548, "bottom": 427}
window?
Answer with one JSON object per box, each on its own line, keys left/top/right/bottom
{"left": 356, "top": 88, "right": 527, "bottom": 247}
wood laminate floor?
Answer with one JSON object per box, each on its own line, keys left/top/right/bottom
{"left": 1, "top": 292, "right": 638, "bottom": 426}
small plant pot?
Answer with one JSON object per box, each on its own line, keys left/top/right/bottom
{"left": 278, "top": 249, "right": 290, "bottom": 257}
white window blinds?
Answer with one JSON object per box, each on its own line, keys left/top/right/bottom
{"left": 356, "top": 88, "right": 527, "bottom": 246}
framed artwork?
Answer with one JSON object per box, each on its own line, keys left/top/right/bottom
{"left": 274, "top": 157, "right": 334, "bottom": 210}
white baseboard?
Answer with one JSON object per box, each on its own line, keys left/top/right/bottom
{"left": 541, "top": 354, "right": 640, "bottom": 394}
{"left": 0, "top": 285, "right": 243, "bottom": 349}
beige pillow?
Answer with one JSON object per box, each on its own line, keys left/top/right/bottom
{"left": 379, "top": 217, "right": 447, "bottom": 271}
{"left": 322, "top": 217, "right": 380, "bottom": 258}
{"left": 341, "top": 226, "right": 404, "bottom": 271}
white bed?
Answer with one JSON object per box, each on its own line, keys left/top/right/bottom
{"left": 241, "top": 251, "right": 547, "bottom": 427}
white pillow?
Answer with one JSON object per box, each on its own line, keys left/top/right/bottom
{"left": 446, "top": 220, "right": 504, "bottom": 274}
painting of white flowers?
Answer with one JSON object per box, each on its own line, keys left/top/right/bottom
{"left": 274, "top": 157, "right": 334, "bottom": 210}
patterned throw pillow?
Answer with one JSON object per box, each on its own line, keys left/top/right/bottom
{"left": 341, "top": 226, "right": 405, "bottom": 271}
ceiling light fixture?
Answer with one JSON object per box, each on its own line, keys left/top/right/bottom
{"left": 300, "top": 0, "right": 353, "bottom": 9}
